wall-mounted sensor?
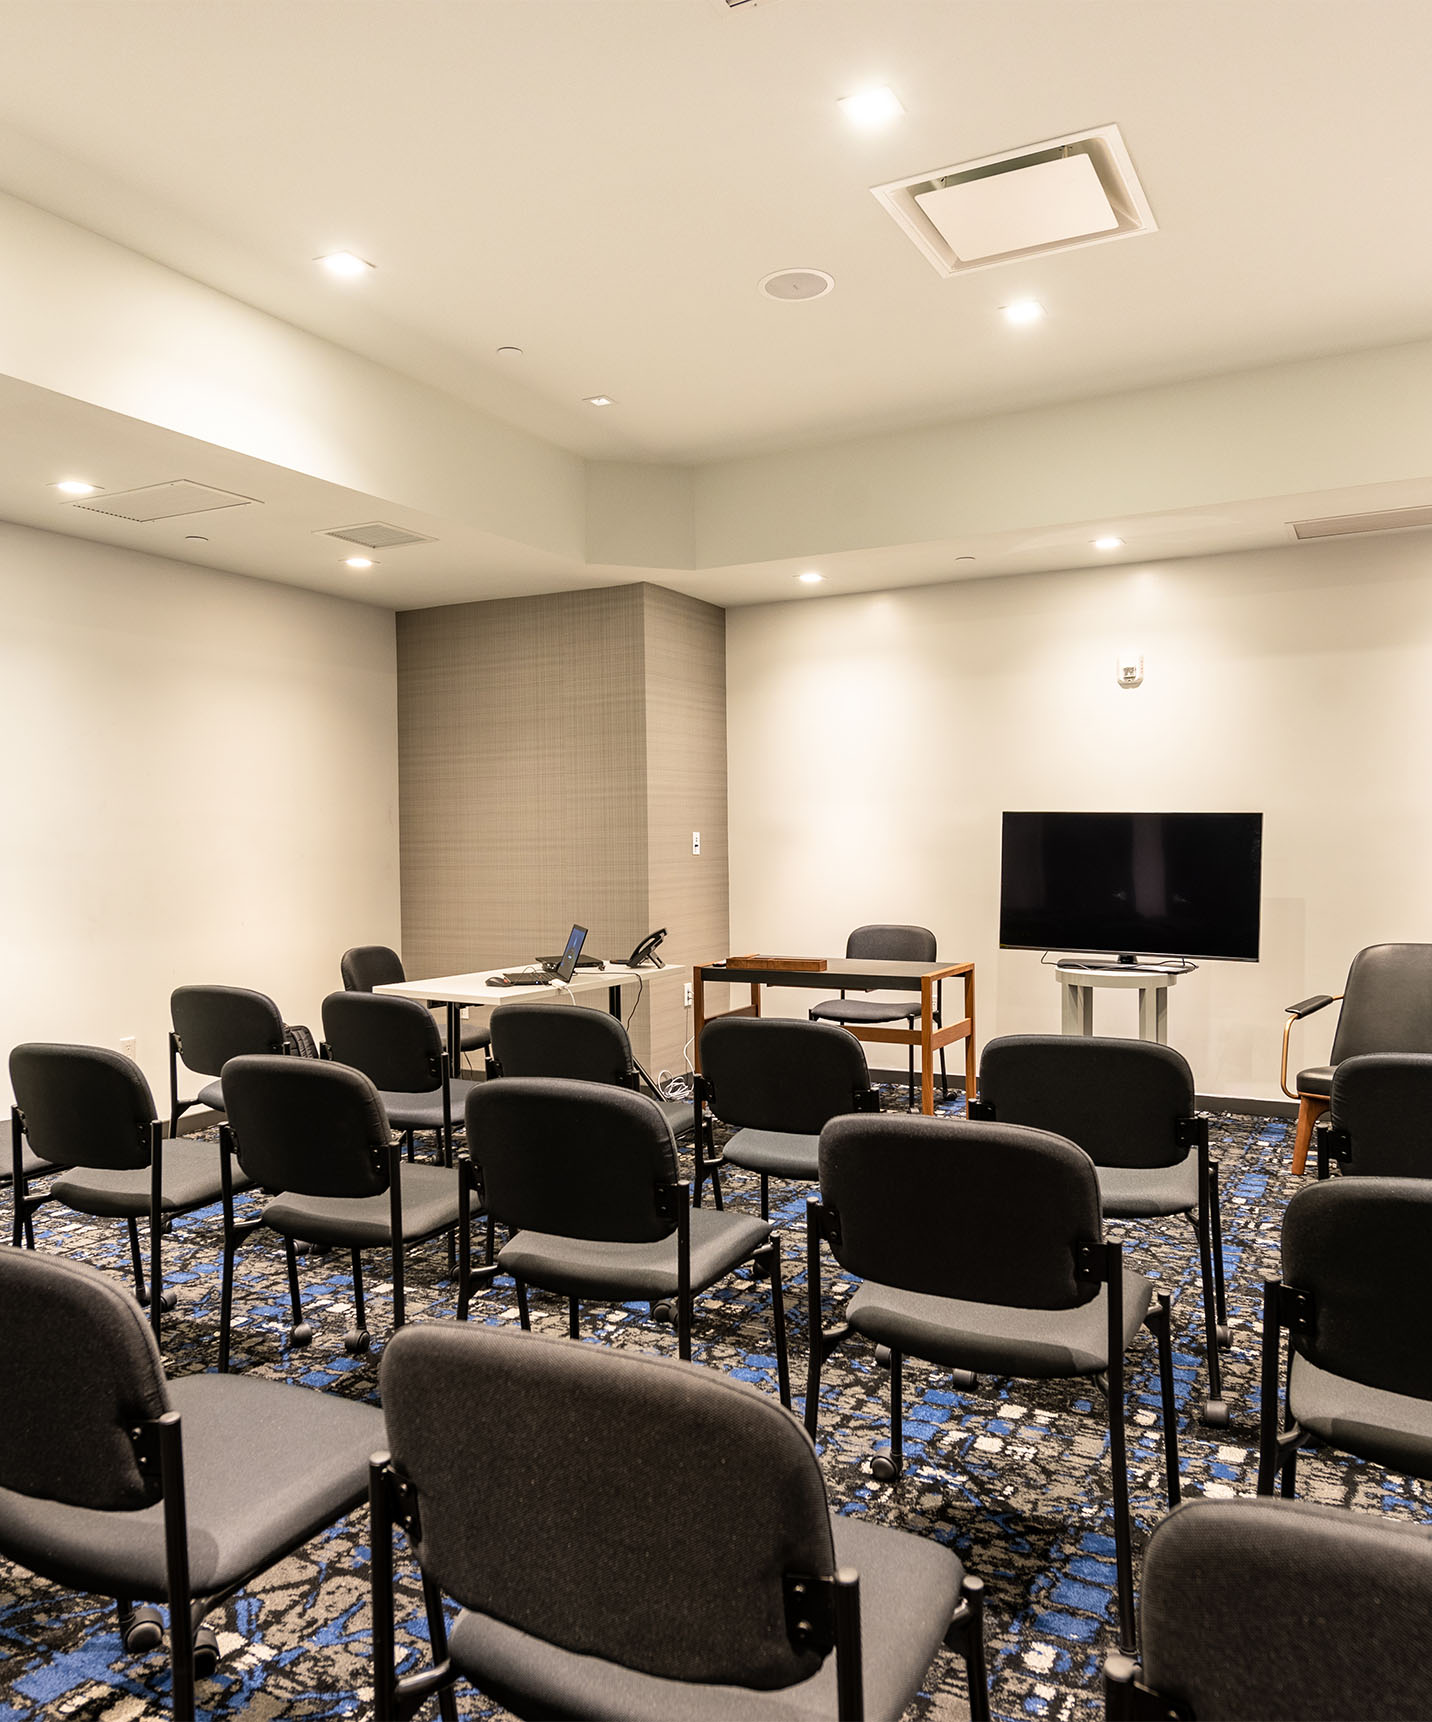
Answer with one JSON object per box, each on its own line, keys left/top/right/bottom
{"left": 1117, "top": 650, "right": 1144, "bottom": 689}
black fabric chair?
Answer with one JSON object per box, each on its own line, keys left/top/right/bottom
{"left": 371, "top": 1323, "right": 989, "bottom": 1722}
{"left": 168, "top": 983, "right": 289, "bottom": 1137}
{"left": 1315, "top": 1052, "right": 1432, "bottom": 1179}
{"left": 9, "top": 1043, "right": 246, "bottom": 1344}
{"left": 807, "top": 1112, "right": 1179, "bottom": 1655}
{"left": 217, "top": 1054, "right": 473, "bottom": 1369}
{"left": 696, "top": 1016, "right": 880, "bottom": 1218}
{"left": 1258, "top": 1177, "right": 1432, "bottom": 1498}
{"left": 808, "top": 924, "right": 946, "bottom": 1107}
{"left": 1280, "top": 943, "right": 1432, "bottom": 1174}
{"left": 0, "top": 1248, "right": 382, "bottom": 1716}
{"left": 465, "top": 1076, "right": 790, "bottom": 1404}
{"left": 1104, "top": 1496, "right": 1432, "bottom": 1721}
{"left": 973, "top": 1035, "right": 1230, "bottom": 1424}
{"left": 341, "top": 943, "right": 491, "bottom": 1062}
{"left": 488, "top": 999, "right": 694, "bottom": 1141}
{"left": 322, "top": 989, "right": 477, "bottom": 1166}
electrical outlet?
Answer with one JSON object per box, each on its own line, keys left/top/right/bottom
{"left": 692, "top": 831, "right": 701, "bottom": 855}
{"left": 119, "top": 1035, "right": 137, "bottom": 1061}
{"left": 684, "top": 982, "right": 694, "bottom": 1009}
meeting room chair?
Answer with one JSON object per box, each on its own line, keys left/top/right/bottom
{"left": 2, "top": 1126, "right": 58, "bottom": 1249}
{"left": 1280, "top": 942, "right": 1432, "bottom": 1173}
{"left": 1258, "top": 1177, "right": 1432, "bottom": 1500}
{"left": 464, "top": 1076, "right": 790, "bottom": 1403}
{"left": 972, "top": 1035, "right": 1230, "bottom": 1424}
{"left": 321, "top": 989, "right": 477, "bottom": 1167}
{"left": 1314, "top": 1051, "right": 1432, "bottom": 1179}
{"left": 216, "top": 1053, "right": 473, "bottom": 1368}
{"left": 1103, "top": 1496, "right": 1432, "bottom": 1720}
{"left": 371, "top": 1323, "right": 990, "bottom": 1722}
{"left": 9, "top": 1042, "right": 245, "bottom": 1344}
{"left": 806, "top": 1111, "right": 1179, "bottom": 1656}
{"left": 808, "top": 923, "right": 947, "bottom": 1108}
{"left": 168, "top": 982, "right": 290, "bottom": 1137}
{"left": 341, "top": 942, "right": 491, "bottom": 1066}
{"left": 696, "top": 1016, "right": 880, "bottom": 1218}
{"left": 0, "top": 1247, "right": 383, "bottom": 1716}
{"left": 487, "top": 999, "right": 695, "bottom": 1141}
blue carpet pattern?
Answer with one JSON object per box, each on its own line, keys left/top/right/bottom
{"left": 3, "top": 1095, "right": 1430, "bottom": 1720}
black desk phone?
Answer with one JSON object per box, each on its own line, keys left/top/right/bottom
{"left": 626, "top": 928, "right": 667, "bottom": 968}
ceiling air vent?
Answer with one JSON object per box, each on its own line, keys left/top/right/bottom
{"left": 1291, "top": 505, "right": 1432, "bottom": 541}
{"left": 69, "top": 480, "right": 260, "bottom": 522}
{"left": 872, "top": 124, "right": 1156, "bottom": 278}
{"left": 320, "top": 523, "right": 436, "bottom": 550}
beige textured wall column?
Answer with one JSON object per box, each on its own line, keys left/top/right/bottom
{"left": 396, "top": 583, "right": 726, "bottom": 1073}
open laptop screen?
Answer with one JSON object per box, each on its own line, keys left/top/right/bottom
{"left": 554, "top": 924, "right": 588, "bottom": 982}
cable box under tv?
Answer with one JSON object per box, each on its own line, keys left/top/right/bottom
{"left": 727, "top": 954, "right": 828, "bottom": 972}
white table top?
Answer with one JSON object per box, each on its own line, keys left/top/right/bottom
{"left": 376, "top": 963, "right": 685, "bottom": 1007}
{"left": 1053, "top": 963, "right": 1187, "bottom": 989}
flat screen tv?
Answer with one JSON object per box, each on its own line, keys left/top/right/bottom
{"left": 999, "top": 812, "right": 1263, "bottom": 962}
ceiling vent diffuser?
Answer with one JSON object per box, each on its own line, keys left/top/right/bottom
{"left": 873, "top": 124, "right": 1156, "bottom": 277}
{"left": 321, "top": 522, "right": 436, "bottom": 550}
{"left": 1291, "top": 505, "right": 1432, "bottom": 541}
{"left": 69, "top": 480, "right": 260, "bottom": 522}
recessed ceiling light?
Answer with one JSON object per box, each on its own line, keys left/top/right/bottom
{"left": 584, "top": 395, "right": 615, "bottom": 407}
{"left": 1001, "top": 299, "right": 1045, "bottom": 326}
{"left": 760, "top": 268, "right": 835, "bottom": 302}
{"left": 838, "top": 86, "right": 904, "bottom": 129}
{"left": 1092, "top": 535, "right": 1124, "bottom": 551}
{"left": 317, "top": 251, "right": 374, "bottom": 277}
{"left": 343, "top": 556, "right": 376, "bottom": 569}
{"left": 797, "top": 571, "right": 825, "bottom": 585}
{"left": 53, "top": 479, "right": 98, "bottom": 496}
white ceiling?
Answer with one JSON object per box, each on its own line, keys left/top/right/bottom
{"left": 4, "top": 0, "right": 1432, "bottom": 606}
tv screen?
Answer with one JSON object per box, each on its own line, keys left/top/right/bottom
{"left": 999, "top": 812, "right": 1263, "bottom": 962}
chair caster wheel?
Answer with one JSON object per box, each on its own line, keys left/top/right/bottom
{"left": 343, "top": 1328, "right": 371, "bottom": 1355}
{"left": 651, "top": 1301, "right": 675, "bottom": 1326}
{"left": 871, "top": 1454, "right": 902, "bottom": 1483}
{"left": 950, "top": 1370, "right": 979, "bottom": 1391}
{"left": 1216, "top": 1324, "right": 1232, "bottom": 1348}
{"left": 136, "top": 1287, "right": 151, "bottom": 1307}
{"left": 290, "top": 1322, "right": 314, "bottom": 1348}
{"left": 873, "top": 1346, "right": 893, "bottom": 1370}
{"left": 193, "top": 1623, "right": 220, "bottom": 1680}
{"left": 1203, "top": 1398, "right": 1229, "bottom": 1427}
{"left": 122, "top": 1605, "right": 165, "bottom": 1655}
{"left": 159, "top": 1289, "right": 177, "bottom": 1312}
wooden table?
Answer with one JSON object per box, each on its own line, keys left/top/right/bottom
{"left": 692, "top": 957, "right": 975, "bottom": 1115}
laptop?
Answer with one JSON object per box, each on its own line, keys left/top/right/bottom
{"left": 487, "top": 923, "right": 588, "bottom": 988}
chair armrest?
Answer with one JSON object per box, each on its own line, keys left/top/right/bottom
{"left": 1284, "top": 994, "right": 1334, "bottom": 1019}
{"left": 1279, "top": 994, "right": 1341, "bottom": 1098}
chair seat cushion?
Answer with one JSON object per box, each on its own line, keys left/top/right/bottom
{"left": 1096, "top": 1152, "right": 1198, "bottom": 1219}
{"left": 846, "top": 1267, "right": 1154, "bottom": 1379}
{"left": 654, "top": 1096, "right": 697, "bottom": 1141}
{"left": 0, "top": 1372, "right": 382, "bottom": 1601}
{"left": 1290, "top": 1352, "right": 1432, "bottom": 1479}
{"left": 497, "top": 1208, "right": 773, "bottom": 1302}
{"left": 51, "top": 1141, "right": 252, "bottom": 1219}
{"left": 261, "top": 1163, "right": 463, "bottom": 1247}
{"left": 722, "top": 1129, "right": 819, "bottom": 1181}
{"left": 197, "top": 1078, "right": 226, "bottom": 1112}
{"left": 381, "top": 1077, "right": 480, "bottom": 1133}
{"left": 2, "top": 1146, "right": 60, "bottom": 1185}
{"left": 444, "top": 1510, "right": 964, "bottom": 1722}
{"left": 457, "top": 1022, "right": 492, "bottom": 1053}
{"left": 1296, "top": 1066, "right": 1335, "bottom": 1098}
{"left": 808, "top": 998, "right": 920, "bottom": 1026}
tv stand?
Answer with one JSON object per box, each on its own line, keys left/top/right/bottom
{"left": 1055, "top": 960, "right": 1196, "bottom": 1044}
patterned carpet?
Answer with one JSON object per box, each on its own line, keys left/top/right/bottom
{"left": 3, "top": 1093, "right": 1429, "bottom": 1721}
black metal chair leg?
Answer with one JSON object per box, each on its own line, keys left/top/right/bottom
{"left": 285, "top": 1237, "right": 313, "bottom": 1347}
{"left": 515, "top": 1278, "right": 531, "bottom": 1331}
{"left": 1149, "top": 1293, "right": 1181, "bottom": 1505}
{"left": 421, "top": 1570, "right": 460, "bottom": 1722}
{"left": 1209, "top": 1162, "right": 1229, "bottom": 1335}
{"left": 762, "top": 1238, "right": 790, "bottom": 1408}
{"left": 1195, "top": 1203, "right": 1227, "bottom": 1425}
{"left": 344, "top": 1249, "right": 371, "bottom": 1354}
{"left": 759, "top": 1172, "right": 769, "bottom": 1220}
{"left": 872, "top": 1347, "right": 904, "bottom": 1481}
{"left": 568, "top": 1295, "right": 580, "bottom": 1340}
{"left": 126, "top": 1215, "right": 148, "bottom": 1304}
{"left": 1107, "top": 1361, "right": 1136, "bottom": 1655}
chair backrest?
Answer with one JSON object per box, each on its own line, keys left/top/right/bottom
{"left": 1331, "top": 944, "right": 1432, "bottom": 1064}
{"left": 8, "top": 1043, "right": 156, "bottom": 1171}
{"left": 1281, "top": 1178, "right": 1432, "bottom": 1401}
{"left": 321, "top": 991, "right": 444, "bottom": 1095}
{"left": 171, "top": 983, "right": 287, "bottom": 1078}
{"left": 489, "top": 1001, "right": 635, "bottom": 1086}
{"left": 845, "top": 923, "right": 937, "bottom": 964}
{"left": 1328, "top": 1053, "right": 1432, "bottom": 1177}
{"left": 978, "top": 1035, "right": 1195, "bottom": 1169}
{"left": 1135, "top": 1496, "right": 1432, "bottom": 1720}
{"left": 341, "top": 944, "right": 406, "bottom": 992}
{"left": 0, "top": 1249, "right": 171, "bottom": 1511}
{"left": 700, "top": 1017, "right": 873, "bottom": 1135}
{"left": 221, "top": 1053, "right": 391, "bottom": 1198}
{"left": 819, "top": 1113, "right": 1103, "bottom": 1309}
{"left": 465, "top": 1078, "right": 678, "bottom": 1243}
{"left": 380, "top": 1324, "right": 836, "bottom": 1688}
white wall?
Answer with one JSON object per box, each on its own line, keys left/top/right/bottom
{"left": 727, "top": 530, "right": 1432, "bottom": 1102}
{"left": 1, "top": 522, "right": 399, "bottom": 1111}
